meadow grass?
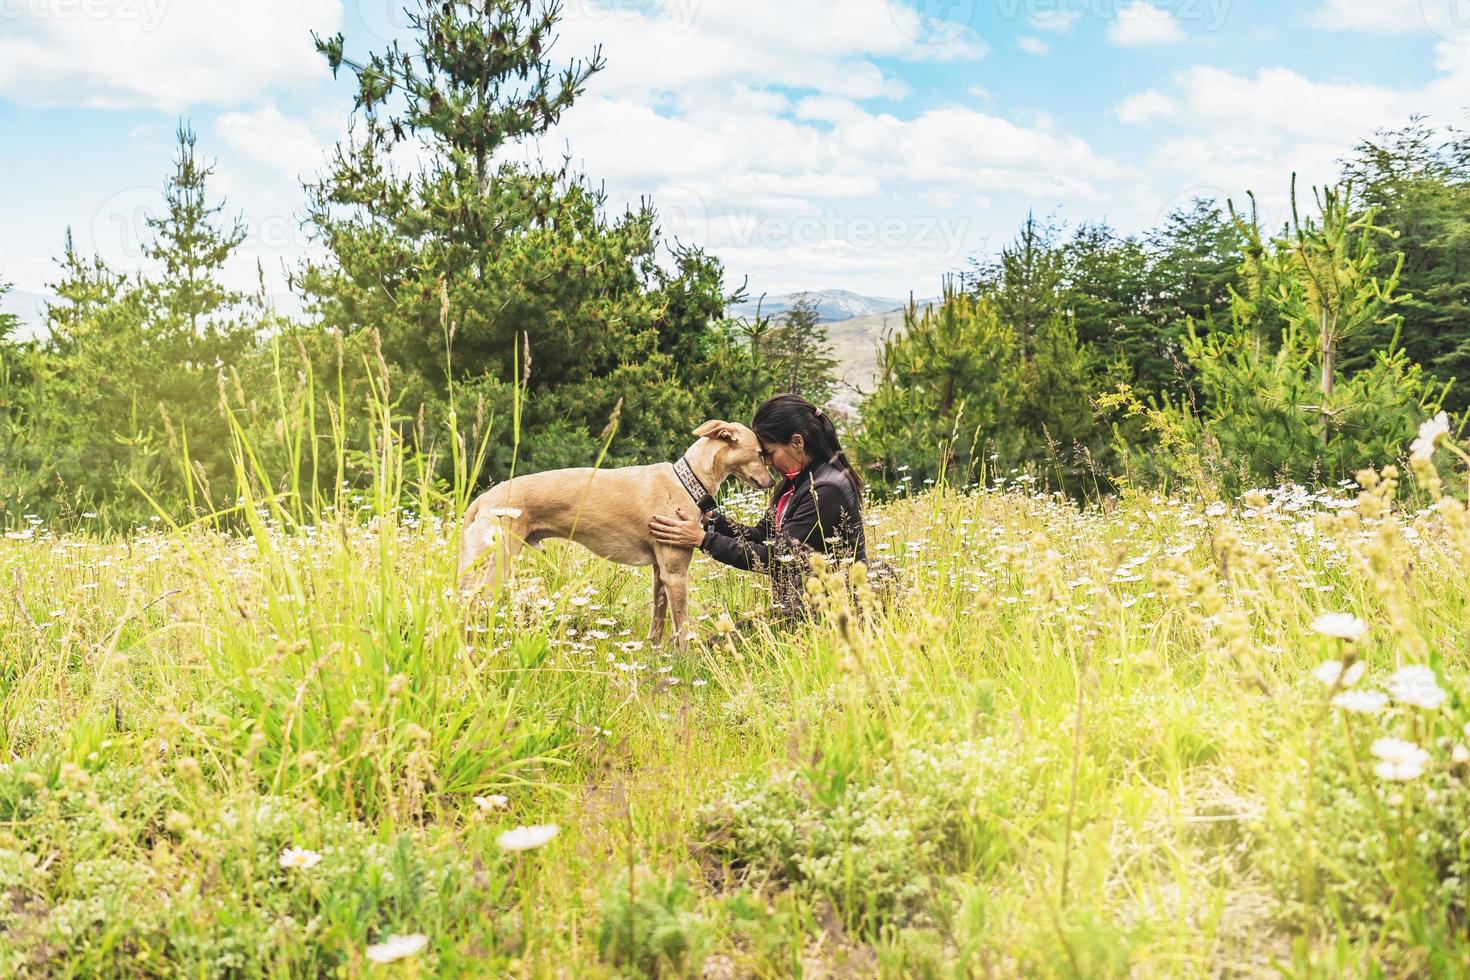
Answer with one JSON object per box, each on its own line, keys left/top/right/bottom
{"left": 3, "top": 401, "right": 1470, "bottom": 975}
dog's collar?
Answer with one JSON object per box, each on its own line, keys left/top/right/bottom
{"left": 673, "top": 457, "right": 717, "bottom": 514}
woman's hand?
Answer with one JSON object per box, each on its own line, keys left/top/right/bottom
{"left": 649, "top": 507, "right": 706, "bottom": 548}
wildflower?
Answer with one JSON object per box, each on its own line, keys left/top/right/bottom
{"left": 366, "top": 934, "right": 429, "bottom": 964}
{"left": 1410, "top": 411, "right": 1450, "bottom": 462}
{"left": 1387, "top": 665, "right": 1447, "bottom": 709}
{"left": 1371, "top": 737, "right": 1430, "bottom": 781}
{"left": 1453, "top": 744, "right": 1470, "bottom": 766}
{"left": 1331, "top": 690, "right": 1387, "bottom": 714}
{"left": 484, "top": 507, "right": 523, "bottom": 519}
{"left": 497, "top": 824, "right": 559, "bottom": 851}
{"left": 1310, "top": 612, "right": 1368, "bottom": 642}
{"left": 1313, "top": 660, "right": 1365, "bottom": 688}
{"left": 473, "top": 794, "right": 509, "bottom": 812}
{"left": 279, "top": 846, "right": 322, "bottom": 870}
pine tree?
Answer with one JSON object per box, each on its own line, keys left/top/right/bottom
{"left": 301, "top": 1, "right": 739, "bottom": 470}
{"left": 1145, "top": 198, "right": 1243, "bottom": 329}
{"left": 970, "top": 211, "right": 1066, "bottom": 359}
{"left": 46, "top": 230, "right": 132, "bottom": 355}
{"left": 762, "top": 297, "right": 839, "bottom": 404}
{"left": 1265, "top": 178, "right": 1404, "bottom": 446}
{"left": 856, "top": 285, "right": 1023, "bottom": 484}
{"left": 1132, "top": 178, "right": 1446, "bottom": 489}
{"left": 1340, "top": 119, "right": 1470, "bottom": 409}
{"left": 144, "top": 124, "right": 251, "bottom": 346}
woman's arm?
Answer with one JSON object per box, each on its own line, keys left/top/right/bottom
{"left": 700, "top": 482, "right": 850, "bottom": 571}
{"left": 703, "top": 506, "right": 771, "bottom": 542}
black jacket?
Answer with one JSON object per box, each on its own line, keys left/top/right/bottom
{"left": 699, "top": 459, "right": 866, "bottom": 618}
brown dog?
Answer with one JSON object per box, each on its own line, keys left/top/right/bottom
{"left": 458, "top": 420, "right": 775, "bottom": 649}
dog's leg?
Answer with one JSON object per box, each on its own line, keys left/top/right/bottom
{"left": 654, "top": 547, "right": 693, "bottom": 653}
{"left": 647, "top": 561, "right": 668, "bottom": 646}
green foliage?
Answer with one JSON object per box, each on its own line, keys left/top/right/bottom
{"left": 1254, "top": 709, "right": 1470, "bottom": 933}
{"left": 756, "top": 297, "right": 839, "bottom": 406}
{"left": 596, "top": 865, "right": 712, "bottom": 977}
{"left": 865, "top": 203, "right": 1246, "bottom": 493}
{"left": 300, "top": 1, "right": 749, "bottom": 478}
{"left": 1112, "top": 180, "right": 1449, "bottom": 490}
{"left": 0, "top": 127, "right": 264, "bottom": 525}
{"left": 855, "top": 287, "right": 1023, "bottom": 485}
{"left": 695, "top": 740, "right": 1023, "bottom": 935}
{"left": 0, "top": 758, "right": 496, "bottom": 976}
{"left": 1341, "top": 119, "right": 1470, "bottom": 409}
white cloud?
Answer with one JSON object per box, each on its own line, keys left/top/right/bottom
{"left": 1113, "top": 89, "right": 1179, "bottom": 123}
{"left": 496, "top": 0, "right": 1108, "bottom": 294}
{"left": 551, "top": 0, "right": 987, "bottom": 105}
{"left": 794, "top": 95, "right": 866, "bottom": 123}
{"left": 1166, "top": 66, "right": 1404, "bottom": 143}
{"left": 1108, "top": 52, "right": 1470, "bottom": 242}
{"left": 525, "top": 81, "right": 1121, "bottom": 293}
{"left": 0, "top": 1, "right": 342, "bottom": 111}
{"left": 1018, "top": 36, "right": 1051, "bottom": 55}
{"left": 1307, "top": 0, "right": 1430, "bottom": 34}
{"left": 216, "top": 104, "right": 328, "bottom": 181}
{"left": 1108, "top": 1, "right": 1186, "bottom": 47}
{"left": 1028, "top": 9, "right": 1083, "bottom": 32}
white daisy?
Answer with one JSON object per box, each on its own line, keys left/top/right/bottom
{"left": 1312, "top": 659, "right": 1365, "bottom": 688}
{"left": 1410, "top": 411, "right": 1450, "bottom": 462}
{"left": 497, "top": 824, "right": 559, "bottom": 852}
{"left": 1310, "top": 612, "right": 1368, "bottom": 642}
{"left": 473, "top": 794, "right": 509, "bottom": 812}
{"left": 278, "top": 846, "right": 322, "bottom": 870}
{"left": 366, "top": 934, "right": 428, "bottom": 963}
{"left": 1371, "top": 737, "right": 1430, "bottom": 781}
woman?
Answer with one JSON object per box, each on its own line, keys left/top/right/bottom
{"left": 648, "top": 393, "right": 866, "bottom": 620}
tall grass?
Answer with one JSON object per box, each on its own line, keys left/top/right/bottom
{"left": 2, "top": 349, "right": 1469, "bottom": 976}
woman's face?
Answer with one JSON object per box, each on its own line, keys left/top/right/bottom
{"left": 758, "top": 434, "right": 805, "bottom": 475}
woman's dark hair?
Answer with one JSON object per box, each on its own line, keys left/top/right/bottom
{"left": 751, "top": 393, "right": 862, "bottom": 493}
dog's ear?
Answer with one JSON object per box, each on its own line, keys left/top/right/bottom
{"left": 693, "top": 420, "right": 737, "bottom": 441}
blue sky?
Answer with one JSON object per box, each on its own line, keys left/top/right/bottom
{"left": 3, "top": 0, "right": 1468, "bottom": 326}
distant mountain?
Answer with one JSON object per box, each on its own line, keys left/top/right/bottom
{"left": 825, "top": 298, "right": 941, "bottom": 396}
{"left": 728, "top": 288, "right": 944, "bottom": 412}
{"left": 729, "top": 288, "right": 907, "bottom": 323}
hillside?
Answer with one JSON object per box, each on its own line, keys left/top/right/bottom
{"left": 728, "top": 288, "right": 904, "bottom": 323}
{"left": 731, "top": 289, "right": 939, "bottom": 407}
